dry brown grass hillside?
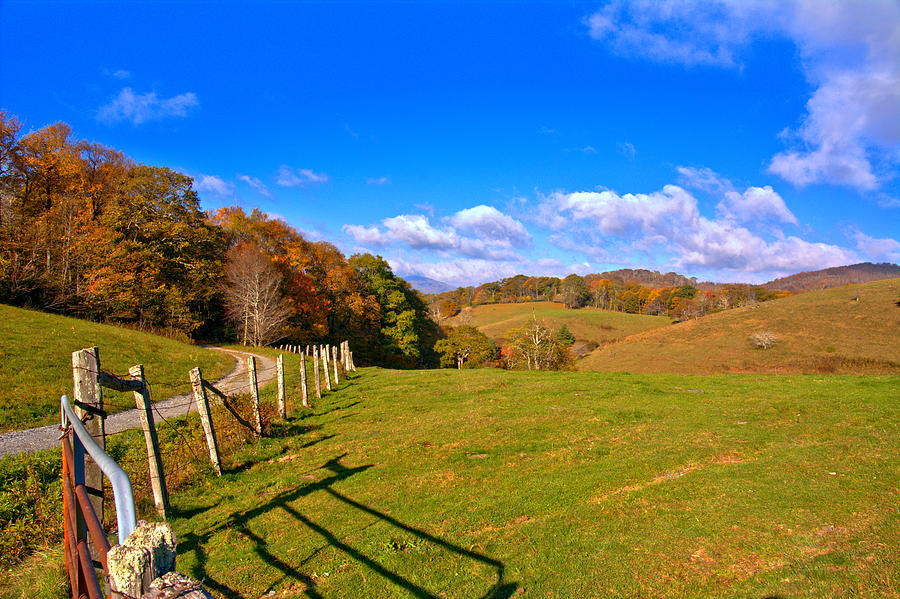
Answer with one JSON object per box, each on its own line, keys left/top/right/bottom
{"left": 579, "top": 278, "right": 900, "bottom": 375}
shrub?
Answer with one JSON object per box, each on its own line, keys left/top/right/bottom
{"left": 749, "top": 330, "right": 777, "bottom": 349}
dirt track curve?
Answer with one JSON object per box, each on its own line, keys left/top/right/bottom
{"left": 0, "top": 347, "right": 276, "bottom": 458}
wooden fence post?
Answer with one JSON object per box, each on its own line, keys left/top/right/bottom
{"left": 332, "top": 345, "right": 340, "bottom": 385}
{"left": 129, "top": 364, "right": 170, "bottom": 519}
{"left": 276, "top": 354, "right": 286, "bottom": 418}
{"left": 321, "top": 344, "right": 332, "bottom": 391}
{"left": 71, "top": 347, "right": 105, "bottom": 527}
{"left": 190, "top": 367, "right": 221, "bottom": 476}
{"left": 247, "top": 356, "right": 261, "bottom": 435}
{"left": 313, "top": 346, "right": 322, "bottom": 399}
{"left": 300, "top": 352, "right": 309, "bottom": 407}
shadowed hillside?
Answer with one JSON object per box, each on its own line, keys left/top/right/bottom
{"left": 579, "top": 278, "right": 900, "bottom": 375}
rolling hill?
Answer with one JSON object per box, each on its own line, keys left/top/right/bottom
{"left": 446, "top": 301, "right": 671, "bottom": 355}
{"left": 579, "top": 278, "right": 900, "bottom": 375}
{"left": 765, "top": 262, "right": 900, "bottom": 293}
{"left": 0, "top": 305, "right": 234, "bottom": 433}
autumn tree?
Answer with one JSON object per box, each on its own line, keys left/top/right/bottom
{"left": 224, "top": 243, "right": 289, "bottom": 346}
{"left": 434, "top": 325, "right": 497, "bottom": 369}
{"left": 559, "top": 274, "right": 590, "bottom": 309}
{"left": 81, "top": 166, "right": 225, "bottom": 333}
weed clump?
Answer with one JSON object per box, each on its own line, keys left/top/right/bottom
{"left": 749, "top": 330, "right": 778, "bottom": 349}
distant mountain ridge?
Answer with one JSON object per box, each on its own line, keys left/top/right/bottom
{"left": 404, "top": 274, "right": 454, "bottom": 294}
{"left": 764, "top": 262, "right": 900, "bottom": 293}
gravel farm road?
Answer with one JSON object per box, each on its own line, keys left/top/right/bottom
{"left": 0, "top": 347, "right": 276, "bottom": 458}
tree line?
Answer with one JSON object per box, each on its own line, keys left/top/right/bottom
{"left": 0, "top": 112, "right": 439, "bottom": 367}
{"left": 429, "top": 271, "right": 790, "bottom": 322}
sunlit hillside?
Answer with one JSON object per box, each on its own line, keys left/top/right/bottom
{"left": 0, "top": 305, "right": 233, "bottom": 433}
{"left": 579, "top": 278, "right": 900, "bottom": 375}
{"left": 445, "top": 301, "right": 671, "bottom": 354}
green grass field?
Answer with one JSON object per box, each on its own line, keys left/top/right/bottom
{"left": 579, "top": 278, "right": 900, "bottom": 375}
{"left": 447, "top": 301, "right": 670, "bottom": 350}
{"left": 0, "top": 305, "right": 234, "bottom": 433}
{"left": 10, "top": 362, "right": 896, "bottom": 598}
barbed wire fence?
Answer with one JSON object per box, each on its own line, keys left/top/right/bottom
{"left": 67, "top": 342, "right": 357, "bottom": 531}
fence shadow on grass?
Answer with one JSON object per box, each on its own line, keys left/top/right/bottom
{"left": 179, "top": 454, "right": 517, "bottom": 598}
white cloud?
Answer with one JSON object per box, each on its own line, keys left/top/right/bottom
{"left": 676, "top": 166, "right": 733, "bottom": 195}
{"left": 585, "top": 1, "right": 757, "bottom": 67}
{"left": 541, "top": 181, "right": 855, "bottom": 275}
{"left": 343, "top": 209, "right": 524, "bottom": 262}
{"left": 193, "top": 174, "right": 233, "bottom": 196}
{"left": 367, "top": 176, "right": 390, "bottom": 185}
{"left": 851, "top": 229, "right": 900, "bottom": 261}
{"left": 238, "top": 175, "right": 272, "bottom": 198}
{"left": 388, "top": 257, "right": 523, "bottom": 288}
{"left": 718, "top": 186, "right": 797, "bottom": 225}
{"left": 585, "top": 0, "right": 900, "bottom": 192}
{"left": 112, "top": 70, "right": 131, "bottom": 80}
{"left": 618, "top": 141, "right": 636, "bottom": 160}
{"left": 97, "top": 87, "right": 198, "bottom": 125}
{"left": 550, "top": 185, "right": 700, "bottom": 238}
{"left": 448, "top": 205, "right": 531, "bottom": 247}
{"left": 680, "top": 218, "right": 853, "bottom": 272}
{"left": 276, "top": 166, "right": 329, "bottom": 187}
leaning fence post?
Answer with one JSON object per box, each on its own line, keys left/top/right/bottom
{"left": 129, "top": 364, "right": 170, "bottom": 519}
{"left": 313, "top": 346, "right": 322, "bottom": 399}
{"left": 300, "top": 352, "right": 309, "bottom": 407}
{"left": 71, "top": 346, "right": 105, "bottom": 527}
{"left": 247, "top": 356, "right": 262, "bottom": 435}
{"left": 276, "top": 354, "right": 286, "bottom": 418}
{"left": 190, "top": 367, "right": 221, "bottom": 476}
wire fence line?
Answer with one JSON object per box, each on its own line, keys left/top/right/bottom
{"left": 69, "top": 343, "right": 357, "bottom": 536}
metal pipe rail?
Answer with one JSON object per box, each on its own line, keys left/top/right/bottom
{"left": 61, "top": 395, "right": 137, "bottom": 599}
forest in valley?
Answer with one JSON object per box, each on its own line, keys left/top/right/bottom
{"left": 0, "top": 112, "right": 440, "bottom": 367}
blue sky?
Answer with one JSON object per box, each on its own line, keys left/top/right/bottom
{"left": 2, "top": 1, "right": 898, "bottom": 287}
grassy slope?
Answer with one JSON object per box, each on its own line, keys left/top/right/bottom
{"left": 580, "top": 278, "right": 900, "bottom": 375}
{"left": 78, "top": 367, "right": 900, "bottom": 598}
{"left": 0, "top": 305, "right": 233, "bottom": 433}
{"left": 447, "top": 301, "right": 670, "bottom": 346}
{"left": 5, "top": 362, "right": 899, "bottom": 597}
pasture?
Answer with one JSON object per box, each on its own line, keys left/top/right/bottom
{"left": 446, "top": 301, "right": 670, "bottom": 351}
{"left": 580, "top": 279, "right": 900, "bottom": 375}
{"left": 9, "top": 364, "right": 897, "bottom": 598}
{"left": 0, "top": 304, "right": 233, "bottom": 433}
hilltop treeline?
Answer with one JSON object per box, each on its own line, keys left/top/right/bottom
{"left": 430, "top": 271, "right": 788, "bottom": 321}
{"left": 0, "top": 112, "right": 439, "bottom": 366}
{"left": 764, "top": 262, "right": 900, "bottom": 293}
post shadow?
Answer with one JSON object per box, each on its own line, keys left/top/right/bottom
{"left": 179, "top": 454, "right": 517, "bottom": 598}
